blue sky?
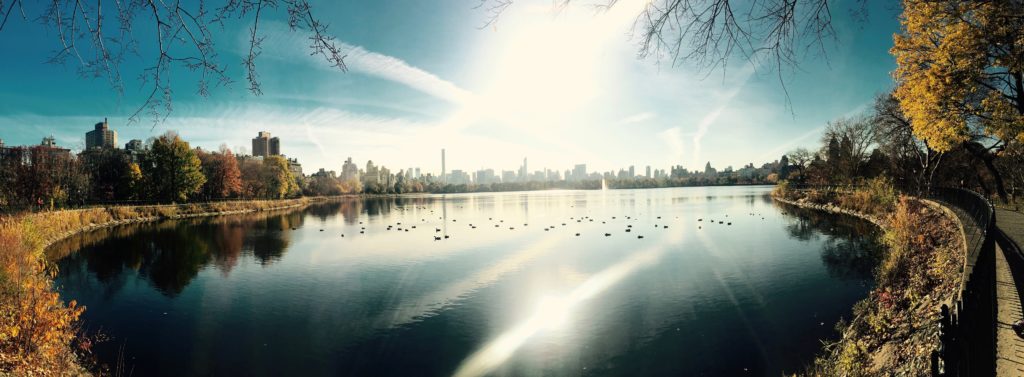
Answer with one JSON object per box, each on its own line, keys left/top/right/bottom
{"left": 0, "top": 0, "right": 900, "bottom": 176}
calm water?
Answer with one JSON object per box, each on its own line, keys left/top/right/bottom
{"left": 50, "top": 186, "right": 880, "bottom": 376}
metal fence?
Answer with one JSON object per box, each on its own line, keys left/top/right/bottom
{"left": 927, "top": 188, "right": 997, "bottom": 376}
{"left": 782, "top": 184, "right": 997, "bottom": 375}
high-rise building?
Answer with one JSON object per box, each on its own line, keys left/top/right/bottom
{"left": 341, "top": 157, "right": 359, "bottom": 180}
{"left": 519, "top": 158, "right": 528, "bottom": 182}
{"left": 252, "top": 131, "right": 280, "bottom": 157}
{"left": 572, "top": 164, "right": 587, "bottom": 181}
{"left": 85, "top": 118, "right": 117, "bottom": 149}
{"left": 646, "top": 166, "right": 651, "bottom": 179}
{"left": 450, "top": 170, "right": 470, "bottom": 185}
{"left": 441, "top": 149, "right": 446, "bottom": 184}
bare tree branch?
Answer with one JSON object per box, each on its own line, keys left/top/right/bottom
{"left": 478, "top": 0, "right": 869, "bottom": 108}
{"left": 2, "top": 0, "right": 348, "bottom": 125}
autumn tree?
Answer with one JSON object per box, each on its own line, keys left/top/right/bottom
{"left": 262, "top": 156, "right": 297, "bottom": 199}
{"left": 238, "top": 158, "right": 265, "bottom": 198}
{"left": 198, "top": 146, "right": 243, "bottom": 200}
{"left": 119, "top": 162, "right": 143, "bottom": 200}
{"left": 142, "top": 132, "right": 206, "bottom": 202}
{"left": 892, "top": 0, "right": 1024, "bottom": 200}
{"left": 80, "top": 148, "right": 133, "bottom": 201}
{"left": 0, "top": 145, "right": 88, "bottom": 209}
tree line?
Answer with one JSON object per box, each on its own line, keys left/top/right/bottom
{"left": 781, "top": 94, "right": 1023, "bottom": 201}
{"left": 0, "top": 132, "right": 300, "bottom": 210}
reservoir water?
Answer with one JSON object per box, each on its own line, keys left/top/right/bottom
{"left": 50, "top": 186, "right": 880, "bottom": 376}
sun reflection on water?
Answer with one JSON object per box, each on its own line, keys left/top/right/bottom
{"left": 452, "top": 231, "right": 684, "bottom": 377}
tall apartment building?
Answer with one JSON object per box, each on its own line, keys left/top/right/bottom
{"left": 342, "top": 157, "right": 359, "bottom": 180}
{"left": 85, "top": 118, "right": 117, "bottom": 149}
{"left": 252, "top": 131, "right": 280, "bottom": 157}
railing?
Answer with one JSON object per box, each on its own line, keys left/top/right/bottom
{"left": 928, "top": 188, "right": 997, "bottom": 376}
{"left": 779, "top": 184, "right": 997, "bottom": 376}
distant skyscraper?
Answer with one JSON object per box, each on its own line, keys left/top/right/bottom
{"left": 441, "top": 149, "right": 446, "bottom": 184}
{"left": 364, "top": 160, "right": 380, "bottom": 185}
{"left": 85, "top": 118, "right": 117, "bottom": 149}
{"left": 252, "top": 131, "right": 280, "bottom": 157}
{"left": 572, "top": 164, "right": 587, "bottom": 181}
{"left": 520, "top": 158, "right": 528, "bottom": 182}
{"left": 646, "top": 166, "right": 651, "bottom": 179}
{"left": 501, "top": 170, "right": 517, "bottom": 183}
{"left": 341, "top": 157, "right": 359, "bottom": 180}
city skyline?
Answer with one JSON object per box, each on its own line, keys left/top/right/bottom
{"left": 0, "top": 122, "right": 785, "bottom": 185}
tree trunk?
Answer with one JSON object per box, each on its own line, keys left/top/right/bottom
{"left": 965, "top": 141, "right": 1010, "bottom": 203}
{"left": 982, "top": 157, "right": 1010, "bottom": 203}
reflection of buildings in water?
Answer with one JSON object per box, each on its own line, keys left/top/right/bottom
{"left": 474, "top": 196, "right": 495, "bottom": 213}
{"left": 338, "top": 199, "right": 363, "bottom": 225}
{"left": 307, "top": 202, "right": 344, "bottom": 222}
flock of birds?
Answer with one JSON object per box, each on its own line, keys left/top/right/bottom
{"left": 311, "top": 208, "right": 771, "bottom": 241}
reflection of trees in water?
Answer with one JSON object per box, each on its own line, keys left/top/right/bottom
{"left": 53, "top": 196, "right": 454, "bottom": 296}
{"left": 245, "top": 213, "right": 299, "bottom": 265}
{"left": 142, "top": 224, "right": 213, "bottom": 295}
{"left": 210, "top": 222, "right": 244, "bottom": 275}
{"left": 54, "top": 210, "right": 300, "bottom": 297}
{"left": 775, "top": 202, "right": 882, "bottom": 282}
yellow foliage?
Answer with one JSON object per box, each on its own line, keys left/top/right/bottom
{"left": 892, "top": 0, "right": 1024, "bottom": 152}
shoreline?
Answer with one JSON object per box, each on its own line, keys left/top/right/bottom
{"left": 0, "top": 197, "right": 354, "bottom": 373}
{"left": 771, "top": 186, "right": 966, "bottom": 374}
{"left": 35, "top": 200, "right": 313, "bottom": 251}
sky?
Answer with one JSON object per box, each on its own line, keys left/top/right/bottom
{"left": 0, "top": 0, "right": 901, "bottom": 176}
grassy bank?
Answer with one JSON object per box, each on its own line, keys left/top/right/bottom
{"left": 773, "top": 180, "right": 963, "bottom": 375}
{"left": 0, "top": 198, "right": 314, "bottom": 375}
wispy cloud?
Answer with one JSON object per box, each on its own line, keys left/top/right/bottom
{"left": 619, "top": 112, "right": 656, "bottom": 125}
{"left": 259, "top": 22, "right": 473, "bottom": 105}
{"left": 339, "top": 43, "right": 474, "bottom": 104}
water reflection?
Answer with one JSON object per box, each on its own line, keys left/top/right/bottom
{"left": 775, "top": 203, "right": 882, "bottom": 281}
{"left": 50, "top": 187, "right": 883, "bottom": 376}
{"left": 50, "top": 210, "right": 300, "bottom": 296}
